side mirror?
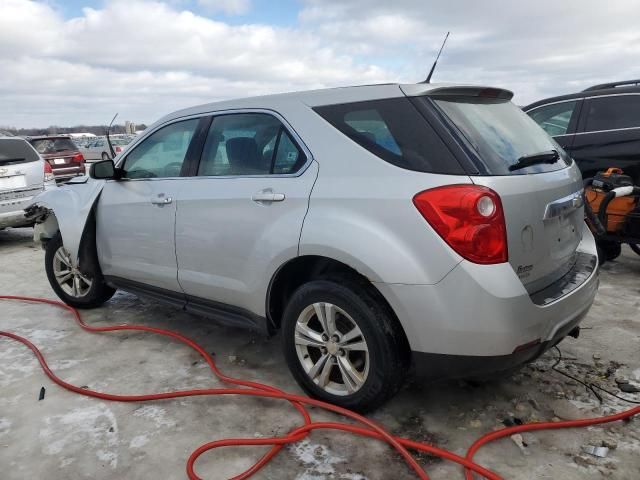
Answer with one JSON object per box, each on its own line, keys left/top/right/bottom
{"left": 89, "top": 159, "right": 117, "bottom": 179}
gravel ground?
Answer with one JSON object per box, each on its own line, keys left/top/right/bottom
{"left": 1, "top": 227, "right": 639, "bottom": 480}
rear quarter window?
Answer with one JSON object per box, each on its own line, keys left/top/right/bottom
{"left": 313, "top": 98, "right": 464, "bottom": 174}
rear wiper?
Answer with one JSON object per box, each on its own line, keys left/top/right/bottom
{"left": 508, "top": 149, "right": 559, "bottom": 172}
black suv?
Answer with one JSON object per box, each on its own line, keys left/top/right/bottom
{"left": 524, "top": 80, "right": 640, "bottom": 183}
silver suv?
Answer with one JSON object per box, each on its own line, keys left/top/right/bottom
{"left": 28, "top": 83, "right": 599, "bottom": 411}
{"left": 1, "top": 136, "right": 55, "bottom": 230}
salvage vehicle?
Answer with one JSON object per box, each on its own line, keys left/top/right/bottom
{"left": 523, "top": 79, "right": 640, "bottom": 184}
{"left": 1, "top": 136, "right": 56, "bottom": 229}
{"left": 26, "top": 83, "right": 599, "bottom": 411}
{"left": 27, "top": 135, "right": 86, "bottom": 183}
{"left": 80, "top": 136, "right": 133, "bottom": 162}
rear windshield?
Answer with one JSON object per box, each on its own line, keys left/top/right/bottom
{"left": 30, "top": 138, "right": 77, "bottom": 154}
{"left": 427, "top": 96, "right": 571, "bottom": 175}
{"left": 0, "top": 138, "right": 40, "bottom": 165}
{"left": 313, "top": 98, "right": 464, "bottom": 174}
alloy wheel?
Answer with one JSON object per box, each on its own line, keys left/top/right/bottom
{"left": 294, "top": 302, "right": 369, "bottom": 396}
{"left": 52, "top": 246, "right": 93, "bottom": 298}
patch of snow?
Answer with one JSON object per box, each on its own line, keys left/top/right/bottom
{"left": 59, "top": 457, "right": 74, "bottom": 468}
{"left": 132, "top": 405, "right": 176, "bottom": 428}
{"left": 129, "top": 435, "right": 150, "bottom": 448}
{"left": 0, "top": 417, "right": 11, "bottom": 436}
{"left": 290, "top": 439, "right": 346, "bottom": 478}
{"left": 39, "top": 403, "right": 119, "bottom": 468}
{"left": 340, "top": 475, "right": 368, "bottom": 480}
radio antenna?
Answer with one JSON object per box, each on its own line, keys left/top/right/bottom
{"left": 424, "top": 31, "right": 450, "bottom": 83}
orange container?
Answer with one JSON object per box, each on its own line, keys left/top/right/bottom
{"left": 585, "top": 188, "right": 637, "bottom": 232}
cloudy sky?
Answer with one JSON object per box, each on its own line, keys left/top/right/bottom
{"left": 2, "top": 0, "right": 640, "bottom": 128}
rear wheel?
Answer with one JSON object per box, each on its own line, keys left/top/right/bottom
{"left": 281, "top": 277, "right": 409, "bottom": 412}
{"left": 45, "top": 233, "right": 115, "bottom": 308}
{"left": 101, "top": 152, "right": 110, "bottom": 161}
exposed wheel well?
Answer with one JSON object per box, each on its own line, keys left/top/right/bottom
{"left": 267, "top": 255, "right": 410, "bottom": 354}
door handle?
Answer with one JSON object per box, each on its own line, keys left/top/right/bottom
{"left": 252, "top": 192, "right": 285, "bottom": 203}
{"left": 151, "top": 195, "right": 172, "bottom": 205}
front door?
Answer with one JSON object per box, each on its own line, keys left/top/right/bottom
{"left": 96, "top": 118, "right": 201, "bottom": 292}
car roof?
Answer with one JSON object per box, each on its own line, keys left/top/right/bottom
{"left": 157, "top": 82, "right": 513, "bottom": 125}
{"left": 523, "top": 81, "right": 640, "bottom": 111}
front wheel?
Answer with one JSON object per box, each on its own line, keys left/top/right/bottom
{"left": 281, "top": 277, "right": 409, "bottom": 412}
{"left": 45, "top": 233, "right": 115, "bottom": 308}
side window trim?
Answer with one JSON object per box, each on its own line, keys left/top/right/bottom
{"left": 193, "top": 109, "right": 311, "bottom": 178}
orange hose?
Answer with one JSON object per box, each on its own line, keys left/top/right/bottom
{"left": 1, "top": 295, "right": 638, "bottom": 479}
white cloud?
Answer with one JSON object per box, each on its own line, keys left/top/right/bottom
{"left": 196, "top": 0, "right": 251, "bottom": 15}
{"left": 0, "top": 0, "right": 390, "bottom": 127}
{"left": 1, "top": 0, "right": 640, "bottom": 127}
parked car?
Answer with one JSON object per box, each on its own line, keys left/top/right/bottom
{"left": 26, "top": 135, "right": 86, "bottom": 183}
{"left": 1, "top": 136, "right": 56, "bottom": 229}
{"left": 27, "top": 83, "right": 599, "bottom": 411}
{"left": 80, "top": 136, "right": 132, "bottom": 162}
{"left": 523, "top": 79, "right": 640, "bottom": 184}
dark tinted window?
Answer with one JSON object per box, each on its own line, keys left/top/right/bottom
{"left": 584, "top": 95, "right": 640, "bottom": 132}
{"left": 313, "top": 98, "right": 464, "bottom": 174}
{"left": 30, "top": 138, "right": 77, "bottom": 154}
{"left": 527, "top": 101, "right": 577, "bottom": 136}
{"left": 197, "top": 113, "right": 306, "bottom": 176}
{"left": 430, "top": 96, "right": 571, "bottom": 175}
{"left": 122, "top": 119, "right": 198, "bottom": 179}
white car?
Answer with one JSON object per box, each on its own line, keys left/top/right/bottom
{"left": 80, "top": 136, "right": 132, "bottom": 162}
{"left": 1, "top": 136, "right": 56, "bottom": 229}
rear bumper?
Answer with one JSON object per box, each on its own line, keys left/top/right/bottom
{"left": 0, "top": 189, "right": 43, "bottom": 228}
{"left": 375, "top": 222, "right": 599, "bottom": 362}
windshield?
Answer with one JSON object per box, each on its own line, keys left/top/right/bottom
{"left": 430, "top": 96, "right": 571, "bottom": 175}
{"left": 30, "top": 138, "right": 77, "bottom": 154}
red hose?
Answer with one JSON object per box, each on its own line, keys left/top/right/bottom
{"left": 1, "top": 295, "right": 638, "bottom": 480}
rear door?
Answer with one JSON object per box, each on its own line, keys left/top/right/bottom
{"left": 424, "top": 93, "right": 585, "bottom": 292}
{"left": 96, "top": 118, "right": 202, "bottom": 293}
{"left": 175, "top": 111, "right": 316, "bottom": 316}
{"left": 570, "top": 93, "right": 640, "bottom": 183}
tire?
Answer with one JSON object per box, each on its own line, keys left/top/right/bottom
{"left": 45, "top": 232, "right": 115, "bottom": 308}
{"left": 597, "top": 240, "right": 622, "bottom": 263}
{"left": 101, "top": 152, "right": 110, "bottom": 161}
{"left": 281, "top": 276, "right": 410, "bottom": 412}
{"left": 629, "top": 243, "right": 640, "bottom": 256}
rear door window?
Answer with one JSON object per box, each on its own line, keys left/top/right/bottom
{"left": 197, "top": 113, "right": 307, "bottom": 176}
{"left": 428, "top": 96, "right": 571, "bottom": 175}
{"left": 583, "top": 95, "right": 640, "bottom": 132}
{"left": 313, "top": 98, "right": 464, "bottom": 174}
{"left": 527, "top": 101, "right": 578, "bottom": 136}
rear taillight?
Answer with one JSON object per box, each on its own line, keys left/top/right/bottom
{"left": 413, "top": 185, "right": 508, "bottom": 264}
{"left": 72, "top": 153, "right": 85, "bottom": 163}
{"left": 43, "top": 160, "right": 55, "bottom": 182}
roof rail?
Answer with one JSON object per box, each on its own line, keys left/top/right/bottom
{"left": 583, "top": 79, "right": 640, "bottom": 92}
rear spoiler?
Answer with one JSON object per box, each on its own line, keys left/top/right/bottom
{"left": 400, "top": 84, "right": 514, "bottom": 101}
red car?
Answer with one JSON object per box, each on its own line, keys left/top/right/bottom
{"left": 27, "top": 135, "right": 85, "bottom": 183}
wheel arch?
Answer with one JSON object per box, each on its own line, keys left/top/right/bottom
{"left": 266, "top": 255, "right": 411, "bottom": 356}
